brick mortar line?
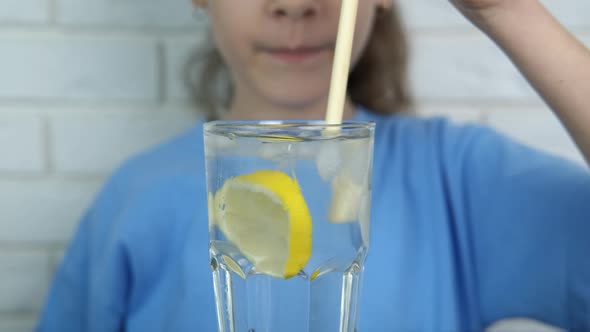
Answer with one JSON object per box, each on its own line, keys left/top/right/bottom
{"left": 0, "top": 173, "right": 106, "bottom": 182}
{"left": 0, "top": 173, "right": 50, "bottom": 181}
{"left": 0, "top": 312, "right": 39, "bottom": 326}
{"left": 42, "top": 114, "right": 53, "bottom": 175}
{"left": 0, "top": 244, "right": 63, "bottom": 253}
{"left": 0, "top": 100, "right": 170, "bottom": 109}
{"left": 0, "top": 311, "right": 38, "bottom": 319}
{"left": 156, "top": 40, "right": 167, "bottom": 104}
{"left": 0, "top": 25, "right": 199, "bottom": 39}
{"left": 0, "top": 21, "right": 53, "bottom": 29}
{"left": 409, "top": 27, "right": 590, "bottom": 37}
{"left": 48, "top": 0, "right": 57, "bottom": 24}
{"left": 0, "top": 102, "right": 197, "bottom": 113}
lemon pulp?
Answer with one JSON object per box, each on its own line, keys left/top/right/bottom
{"left": 214, "top": 170, "right": 312, "bottom": 279}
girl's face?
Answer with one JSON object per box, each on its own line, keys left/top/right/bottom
{"left": 195, "top": 0, "right": 391, "bottom": 113}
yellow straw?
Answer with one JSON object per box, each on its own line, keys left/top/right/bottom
{"left": 325, "top": 0, "right": 359, "bottom": 125}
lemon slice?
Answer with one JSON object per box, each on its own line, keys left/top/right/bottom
{"left": 214, "top": 170, "right": 312, "bottom": 279}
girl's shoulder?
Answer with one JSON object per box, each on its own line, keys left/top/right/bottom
{"left": 357, "top": 106, "right": 491, "bottom": 153}
{"left": 357, "top": 106, "right": 585, "bottom": 175}
{"left": 108, "top": 121, "right": 205, "bottom": 193}
{"left": 89, "top": 121, "right": 206, "bottom": 226}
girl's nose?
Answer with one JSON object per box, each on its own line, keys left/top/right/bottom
{"left": 268, "top": 0, "right": 319, "bottom": 20}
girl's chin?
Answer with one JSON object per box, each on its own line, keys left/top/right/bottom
{"left": 264, "top": 88, "right": 328, "bottom": 108}
{"left": 267, "top": 96, "right": 327, "bottom": 111}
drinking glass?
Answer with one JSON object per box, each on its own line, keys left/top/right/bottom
{"left": 204, "top": 121, "right": 375, "bottom": 332}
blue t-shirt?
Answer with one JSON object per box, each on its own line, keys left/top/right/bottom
{"left": 36, "top": 109, "right": 590, "bottom": 331}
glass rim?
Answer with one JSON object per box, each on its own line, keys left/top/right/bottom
{"left": 204, "top": 120, "right": 375, "bottom": 132}
{"left": 204, "top": 120, "right": 375, "bottom": 141}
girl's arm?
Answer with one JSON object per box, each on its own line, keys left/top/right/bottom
{"left": 456, "top": 0, "right": 590, "bottom": 164}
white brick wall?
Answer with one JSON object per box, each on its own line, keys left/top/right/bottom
{"left": 0, "top": 38, "right": 159, "bottom": 101}
{"left": 0, "top": 114, "right": 44, "bottom": 173}
{"left": 57, "top": 0, "right": 199, "bottom": 28}
{"left": 0, "top": 314, "right": 36, "bottom": 332}
{"left": 0, "top": 0, "right": 49, "bottom": 24}
{"left": 0, "top": 179, "right": 102, "bottom": 243}
{"left": 410, "top": 34, "right": 540, "bottom": 101}
{"left": 0, "top": 0, "right": 587, "bottom": 330}
{"left": 399, "top": 0, "right": 590, "bottom": 29}
{"left": 51, "top": 110, "right": 197, "bottom": 174}
{"left": 0, "top": 252, "right": 50, "bottom": 312}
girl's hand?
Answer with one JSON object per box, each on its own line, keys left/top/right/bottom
{"left": 449, "top": 0, "right": 519, "bottom": 26}
{"left": 450, "top": 0, "right": 505, "bottom": 11}
{"left": 449, "top": 0, "right": 590, "bottom": 164}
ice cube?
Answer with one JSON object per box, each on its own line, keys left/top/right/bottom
{"left": 205, "top": 134, "right": 238, "bottom": 158}
{"left": 327, "top": 173, "right": 365, "bottom": 223}
{"left": 293, "top": 143, "right": 317, "bottom": 160}
{"left": 339, "top": 140, "right": 371, "bottom": 185}
{"left": 316, "top": 141, "right": 342, "bottom": 182}
{"left": 326, "top": 142, "right": 371, "bottom": 223}
{"left": 256, "top": 142, "right": 293, "bottom": 161}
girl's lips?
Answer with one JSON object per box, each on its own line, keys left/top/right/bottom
{"left": 266, "top": 46, "right": 329, "bottom": 64}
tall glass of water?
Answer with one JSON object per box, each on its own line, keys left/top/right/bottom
{"left": 204, "top": 121, "right": 375, "bottom": 332}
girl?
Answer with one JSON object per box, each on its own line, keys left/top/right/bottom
{"left": 37, "top": 0, "right": 590, "bottom": 331}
